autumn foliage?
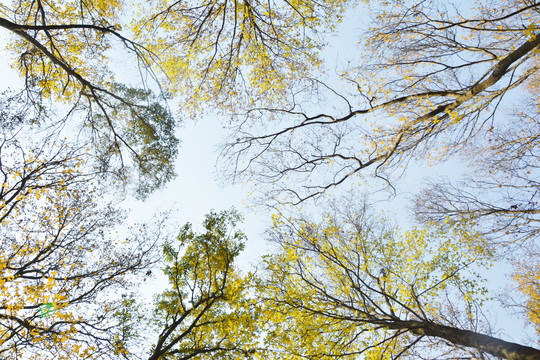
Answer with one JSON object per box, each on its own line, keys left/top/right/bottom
{"left": 0, "top": 0, "right": 539, "bottom": 359}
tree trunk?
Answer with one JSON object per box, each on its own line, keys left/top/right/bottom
{"left": 394, "top": 320, "right": 540, "bottom": 360}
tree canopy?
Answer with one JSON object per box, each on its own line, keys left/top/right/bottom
{"left": 0, "top": 0, "right": 539, "bottom": 359}
{"left": 0, "top": 137, "right": 161, "bottom": 359}
{"left": 133, "top": 0, "right": 358, "bottom": 115}
{"left": 260, "top": 203, "right": 539, "bottom": 360}
{"left": 0, "top": 0, "right": 180, "bottom": 197}
{"left": 221, "top": 0, "right": 539, "bottom": 209}
{"left": 147, "top": 209, "right": 257, "bottom": 360}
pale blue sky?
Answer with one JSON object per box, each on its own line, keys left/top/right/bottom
{"left": 0, "top": 1, "right": 536, "bottom": 346}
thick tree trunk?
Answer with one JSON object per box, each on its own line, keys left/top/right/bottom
{"left": 393, "top": 320, "right": 540, "bottom": 360}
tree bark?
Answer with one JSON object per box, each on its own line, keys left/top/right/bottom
{"left": 391, "top": 320, "right": 540, "bottom": 360}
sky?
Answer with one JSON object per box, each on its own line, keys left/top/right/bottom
{"left": 123, "top": 114, "right": 271, "bottom": 269}
{"left": 0, "top": 0, "right": 536, "bottom": 347}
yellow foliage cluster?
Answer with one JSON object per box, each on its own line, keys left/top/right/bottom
{"left": 514, "top": 255, "right": 540, "bottom": 339}
{"left": 0, "top": 137, "right": 141, "bottom": 358}
{"left": 1, "top": 0, "right": 123, "bottom": 102}
{"left": 133, "top": 0, "right": 358, "bottom": 116}
{"left": 1, "top": 177, "right": 93, "bottom": 357}
{"left": 261, "top": 212, "right": 494, "bottom": 358}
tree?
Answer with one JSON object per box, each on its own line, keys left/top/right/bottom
{"left": 0, "top": 127, "right": 162, "bottom": 359}
{"left": 0, "top": 0, "right": 365, "bottom": 193}
{"left": 0, "top": 125, "right": 260, "bottom": 360}
{"left": 260, "top": 203, "right": 540, "bottom": 359}
{"left": 1, "top": 0, "right": 538, "bottom": 358}
{"left": 141, "top": 209, "right": 258, "bottom": 360}
{"left": 412, "top": 81, "right": 539, "bottom": 244}
{"left": 209, "top": 1, "right": 539, "bottom": 330}
{"left": 0, "top": 183, "right": 160, "bottom": 359}
{"left": 133, "top": 0, "right": 359, "bottom": 117}
{"left": 218, "top": 0, "right": 540, "bottom": 207}
{"left": 0, "top": 1, "right": 180, "bottom": 196}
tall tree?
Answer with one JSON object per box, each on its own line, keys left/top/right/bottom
{"left": 212, "top": 1, "right": 539, "bottom": 318}
{"left": 260, "top": 203, "right": 540, "bottom": 359}
{"left": 142, "top": 209, "right": 258, "bottom": 360}
{"left": 0, "top": 137, "right": 162, "bottom": 359}
{"left": 217, "top": 0, "right": 539, "bottom": 207}
{"left": 0, "top": 0, "right": 180, "bottom": 196}
{"left": 133, "top": 0, "right": 359, "bottom": 117}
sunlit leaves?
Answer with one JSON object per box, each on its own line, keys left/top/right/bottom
{"left": 149, "top": 209, "right": 258, "bottom": 360}
{"left": 134, "top": 0, "right": 358, "bottom": 116}
{"left": 260, "top": 208, "right": 494, "bottom": 359}
{"left": 2, "top": 0, "right": 122, "bottom": 101}
{"left": 0, "top": 132, "right": 159, "bottom": 359}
